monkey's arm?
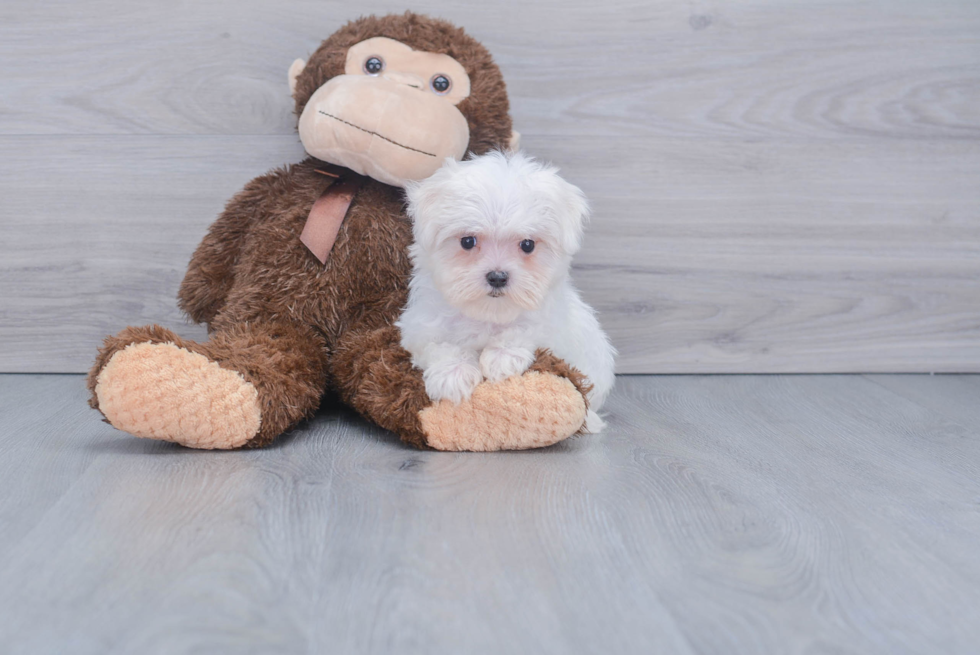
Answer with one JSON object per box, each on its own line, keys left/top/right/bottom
{"left": 178, "top": 172, "right": 281, "bottom": 325}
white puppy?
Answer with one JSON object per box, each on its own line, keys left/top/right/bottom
{"left": 397, "top": 151, "right": 616, "bottom": 433}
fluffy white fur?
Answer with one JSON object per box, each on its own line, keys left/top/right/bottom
{"left": 397, "top": 151, "right": 616, "bottom": 433}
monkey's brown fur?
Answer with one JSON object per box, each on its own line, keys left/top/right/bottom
{"left": 87, "top": 12, "right": 588, "bottom": 449}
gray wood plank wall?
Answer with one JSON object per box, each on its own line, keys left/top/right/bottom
{"left": 1, "top": 0, "right": 978, "bottom": 373}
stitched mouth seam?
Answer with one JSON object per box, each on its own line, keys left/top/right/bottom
{"left": 318, "top": 111, "right": 437, "bottom": 157}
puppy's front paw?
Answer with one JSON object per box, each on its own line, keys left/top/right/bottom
{"left": 480, "top": 346, "right": 535, "bottom": 382}
{"left": 424, "top": 357, "right": 484, "bottom": 404}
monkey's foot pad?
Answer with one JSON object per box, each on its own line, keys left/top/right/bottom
{"left": 419, "top": 371, "right": 587, "bottom": 451}
{"left": 95, "top": 342, "right": 261, "bottom": 449}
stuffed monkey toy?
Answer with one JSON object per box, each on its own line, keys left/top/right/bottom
{"left": 87, "top": 12, "right": 590, "bottom": 451}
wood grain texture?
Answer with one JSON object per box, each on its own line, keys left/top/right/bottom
{"left": 865, "top": 374, "right": 980, "bottom": 428}
{"left": 0, "top": 136, "right": 305, "bottom": 370}
{"left": 1, "top": 373, "right": 978, "bottom": 654}
{"left": 2, "top": 134, "right": 977, "bottom": 372}
{"left": 2, "top": 1, "right": 978, "bottom": 140}
{"left": 0, "top": 0, "right": 979, "bottom": 373}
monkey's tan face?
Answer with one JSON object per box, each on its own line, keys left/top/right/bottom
{"left": 292, "top": 37, "right": 472, "bottom": 188}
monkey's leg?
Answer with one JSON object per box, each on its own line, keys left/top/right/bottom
{"left": 88, "top": 321, "right": 329, "bottom": 449}
{"left": 331, "top": 325, "right": 589, "bottom": 451}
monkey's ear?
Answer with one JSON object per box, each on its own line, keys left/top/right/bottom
{"left": 507, "top": 130, "right": 521, "bottom": 152}
{"left": 288, "top": 58, "right": 307, "bottom": 95}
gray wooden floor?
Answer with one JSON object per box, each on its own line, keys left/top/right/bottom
{"left": 1, "top": 374, "right": 978, "bottom": 654}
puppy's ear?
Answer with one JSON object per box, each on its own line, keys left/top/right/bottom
{"left": 551, "top": 176, "right": 590, "bottom": 256}
{"left": 405, "top": 157, "right": 459, "bottom": 247}
{"left": 403, "top": 178, "right": 431, "bottom": 228}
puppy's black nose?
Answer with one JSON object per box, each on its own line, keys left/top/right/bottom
{"left": 486, "top": 270, "right": 509, "bottom": 289}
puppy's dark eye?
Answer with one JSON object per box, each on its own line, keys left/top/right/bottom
{"left": 520, "top": 239, "right": 535, "bottom": 254}
{"left": 364, "top": 57, "right": 384, "bottom": 75}
{"left": 431, "top": 74, "right": 451, "bottom": 94}
{"left": 461, "top": 236, "right": 477, "bottom": 250}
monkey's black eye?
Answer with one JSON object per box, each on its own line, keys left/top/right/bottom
{"left": 430, "top": 74, "right": 451, "bottom": 94}
{"left": 364, "top": 57, "right": 384, "bottom": 75}
{"left": 520, "top": 239, "right": 535, "bottom": 253}
{"left": 460, "top": 236, "right": 476, "bottom": 250}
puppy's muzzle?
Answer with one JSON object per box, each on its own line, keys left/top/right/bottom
{"left": 486, "top": 270, "right": 509, "bottom": 289}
